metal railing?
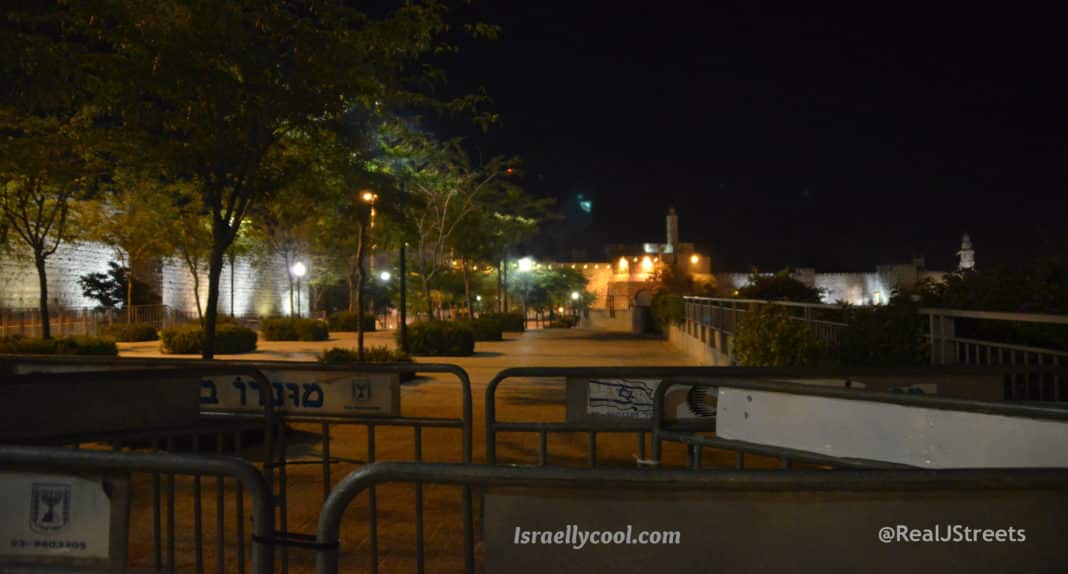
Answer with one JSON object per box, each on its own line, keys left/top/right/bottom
{"left": 0, "top": 444, "right": 274, "bottom": 574}
{"left": 0, "top": 305, "right": 199, "bottom": 338}
{"left": 485, "top": 367, "right": 721, "bottom": 468}
{"left": 680, "top": 297, "right": 1068, "bottom": 378}
{"left": 313, "top": 461, "right": 1068, "bottom": 574}
{"left": 1, "top": 357, "right": 473, "bottom": 574}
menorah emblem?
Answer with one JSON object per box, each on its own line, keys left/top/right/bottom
{"left": 30, "top": 483, "right": 71, "bottom": 533}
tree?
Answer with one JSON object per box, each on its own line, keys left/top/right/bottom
{"left": 73, "top": 1, "right": 472, "bottom": 357}
{"left": 376, "top": 124, "right": 513, "bottom": 319}
{"left": 83, "top": 172, "right": 177, "bottom": 321}
{"left": 737, "top": 268, "right": 824, "bottom": 303}
{"left": 0, "top": 3, "right": 99, "bottom": 337}
{"left": 173, "top": 186, "right": 213, "bottom": 319}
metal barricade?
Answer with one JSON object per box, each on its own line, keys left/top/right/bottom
{"left": 485, "top": 367, "right": 723, "bottom": 468}
{"left": 651, "top": 372, "right": 1068, "bottom": 470}
{"left": 0, "top": 444, "right": 273, "bottom": 574}
{"left": 314, "top": 461, "right": 1068, "bottom": 574}
{"left": 1, "top": 366, "right": 277, "bottom": 574}
{"left": 1, "top": 357, "right": 474, "bottom": 574}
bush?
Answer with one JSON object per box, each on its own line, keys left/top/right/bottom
{"left": 401, "top": 321, "right": 475, "bottom": 356}
{"left": 319, "top": 346, "right": 412, "bottom": 364}
{"left": 100, "top": 322, "right": 159, "bottom": 342}
{"left": 327, "top": 311, "right": 377, "bottom": 332}
{"left": 547, "top": 315, "right": 578, "bottom": 328}
{"left": 457, "top": 316, "right": 503, "bottom": 341}
{"left": 733, "top": 304, "right": 827, "bottom": 367}
{"left": 0, "top": 335, "right": 118, "bottom": 356}
{"left": 480, "top": 312, "right": 525, "bottom": 332}
{"left": 650, "top": 293, "right": 684, "bottom": 333}
{"left": 260, "top": 318, "right": 329, "bottom": 341}
{"left": 837, "top": 298, "right": 928, "bottom": 366}
{"left": 160, "top": 323, "right": 258, "bottom": 354}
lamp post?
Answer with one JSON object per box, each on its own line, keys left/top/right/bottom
{"left": 399, "top": 243, "right": 408, "bottom": 353}
{"left": 571, "top": 290, "right": 580, "bottom": 320}
{"left": 291, "top": 262, "right": 307, "bottom": 318}
{"left": 361, "top": 191, "right": 378, "bottom": 274}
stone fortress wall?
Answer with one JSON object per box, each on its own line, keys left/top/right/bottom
{"left": 0, "top": 240, "right": 304, "bottom": 317}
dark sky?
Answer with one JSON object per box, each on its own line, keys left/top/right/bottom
{"left": 442, "top": 2, "right": 1068, "bottom": 271}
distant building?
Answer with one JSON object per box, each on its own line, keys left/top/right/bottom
{"left": 958, "top": 233, "right": 976, "bottom": 270}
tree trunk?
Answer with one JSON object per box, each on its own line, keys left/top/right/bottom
{"left": 34, "top": 254, "right": 51, "bottom": 339}
{"left": 228, "top": 251, "right": 236, "bottom": 317}
{"left": 192, "top": 269, "right": 203, "bottom": 320}
{"left": 462, "top": 257, "right": 473, "bottom": 319}
{"left": 346, "top": 274, "right": 356, "bottom": 313}
{"left": 203, "top": 242, "right": 227, "bottom": 359}
{"left": 126, "top": 265, "right": 134, "bottom": 323}
{"left": 497, "top": 259, "right": 503, "bottom": 313}
{"left": 355, "top": 222, "right": 366, "bottom": 360}
{"left": 422, "top": 275, "right": 433, "bottom": 320}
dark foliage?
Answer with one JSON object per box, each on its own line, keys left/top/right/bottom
{"left": 260, "top": 318, "right": 329, "bottom": 341}
{"left": 400, "top": 321, "right": 475, "bottom": 356}
{"left": 0, "top": 335, "right": 118, "bottom": 356}
{"left": 160, "top": 323, "right": 257, "bottom": 354}
{"left": 100, "top": 322, "right": 158, "bottom": 342}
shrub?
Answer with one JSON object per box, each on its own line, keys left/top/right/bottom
{"left": 260, "top": 318, "right": 329, "bottom": 341}
{"left": 100, "top": 322, "right": 159, "bottom": 342}
{"left": 319, "top": 346, "right": 412, "bottom": 364}
{"left": 160, "top": 323, "right": 258, "bottom": 354}
{"left": 0, "top": 335, "right": 119, "bottom": 356}
{"left": 650, "top": 293, "right": 685, "bottom": 333}
{"left": 457, "top": 316, "right": 503, "bottom": 341}
{"left": 480, "top": 312, "right": 525, "bottom": 332}
{"left": 327, "top": 311, "right": 377, "bottom": 331}
{"left": 400, "top": 321, "right": 475, "bottom": 356}
{"left": 733, "top": 304, "right": 827, "bottom": 367}
{"left": 837, "top": 298, "right": 928, "bottom": 366}
{"left": 548, "top": 315, "right": 578, "bottom": 328}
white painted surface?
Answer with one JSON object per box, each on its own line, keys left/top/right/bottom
{"left": 716, "top": 388, "right": 1068, "bottom": 468}
{"left": 0, "top": 473, "right": 111, "bottom": 559}
{"left": 200, "top": 369, "right": 399, "bottom": 416}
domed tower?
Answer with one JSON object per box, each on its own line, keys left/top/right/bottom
{"left": 957, "top": 233, "right": 975, "bottom": 270}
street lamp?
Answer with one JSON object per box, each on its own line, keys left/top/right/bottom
{"left": 291, "top": 261, "right": 307, "bottom": 317}
{"left": 379, "top": 271, "right": 391, "bottom": 282}
{"left": 361, "top": 190, "right": 378, "bottom": 273}
{"left": 571, "top": 290, "right": 580, "bottom": 319}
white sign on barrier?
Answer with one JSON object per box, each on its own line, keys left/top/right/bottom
{"left": 716, "top": 388, "right": 1068, "bottom": 468}
{"left": 199, "top": 369, "right": 400, "bottom": 417}
{"left": 0, "top": 473, "right": 111, "bottom": 560}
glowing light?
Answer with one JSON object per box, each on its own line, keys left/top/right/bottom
{"left": 582, "top": 264, "right": 588, "bottom": 269}
{"left": 517, "top": 257, "right": 534, "bottom": 273}
{"left": 632, "top": 257, "right": 639, "bottom": 262}
{"left": 690, "top": 254, "right": 699, "bottom": 265}
{"left": 361, "top": 191, "right": 376, "bottom": 203}
{"left": 571, "top": 291, "right": 580, "bottom": 301}
{"left": 476, "top": 295, "right": 482, "bottom": 301}
{"left": 617, "top": 257, "right": 629, "bottom": 272}
{"left": 557, "top": 306, "right": 565, "bottom": 313}
{"left": 379, "top": 271, "right": 391, "bottom": 282}
{"left": 290, "top": 262, "right": 307, "bottom": 278}
{"left": 570, "top": 264, "right": 575, "bottom": 269}
{"left": 640, "top": 256, "right": 653, "bottom": 273}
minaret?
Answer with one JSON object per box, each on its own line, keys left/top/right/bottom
{"left": 665, "top": 207, "right": 679, "bottom": 254}
{"left": 957, "top": 233, "right": 975, "bottom": 270}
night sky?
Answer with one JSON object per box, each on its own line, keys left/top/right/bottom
{"left": 443, "top": 2, "right": 1068, "bottom": 271}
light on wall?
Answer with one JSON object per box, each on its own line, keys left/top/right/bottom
{"left": 617, "top": 257, "right": 629, "bottom": 272}
{"left": 640, "top": 256, "right": 653, "bottom": 273}
{"left": 690, "top": 254, "right": 699, "bottom": 265}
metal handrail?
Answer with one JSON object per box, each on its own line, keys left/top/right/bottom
{"left": 0, "top": 444, "right": 274, "bottom": 574}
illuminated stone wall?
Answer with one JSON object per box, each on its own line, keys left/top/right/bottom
{"left": 1, "top": 240, "right": 305, "bottom": 316}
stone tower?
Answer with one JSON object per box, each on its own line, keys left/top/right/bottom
{"left": 957, "top": 233, "right": 975, "bottom": 270}
{"left": 665, "top": 207, "right": 679, "bottom": 253}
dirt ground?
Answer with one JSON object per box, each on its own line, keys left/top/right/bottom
{"left": 105, "top": 327, "right": 788, "bottom": 573}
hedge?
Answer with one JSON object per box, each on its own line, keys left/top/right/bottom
{"left": 320, "top": 346, "right": 412, "bottom": 364}
{"left": 733, "top": 304, "right": 826, "bottom": 367}
{"left": 457, "top": 316, "right": 503, "bottom": 341}
{"left": 260, "top": 318, "right": 329, "bottom": 341}
{"left": 836, "top": 299, "right": 928, "bottom": 366}
{"left": 479, "top": 312, "right": 525, "bottom": 332}
{"left": 0, "top": 335, "right": 118, "bottom": 356}
{"left": 160, "top": 323, "right": 258, "bottom": 354}
{"left": 327, "top": 311, "right": 377, "bottom": 331}
{"left": 400, "top": 321, "right": 475, "bottom": 356}
{"left": 100, "top": 322, "right": 159, "bottom": 342}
